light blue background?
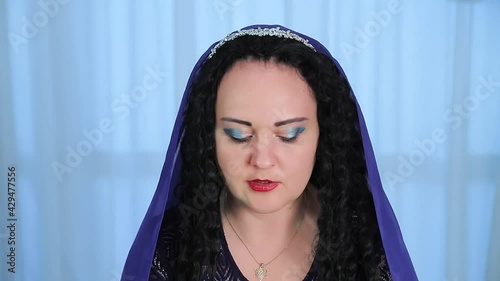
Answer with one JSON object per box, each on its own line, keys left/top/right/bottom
{"left": 1, "top": 1, "right": 499, "bottom": 280}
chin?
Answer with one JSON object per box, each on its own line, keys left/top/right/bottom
{"left": 245, "top": 194, "right": 295, "bottom": 214}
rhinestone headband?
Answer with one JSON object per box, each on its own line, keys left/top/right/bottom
{"left": 207, "top": 27, "right": 316, "bottom": 59}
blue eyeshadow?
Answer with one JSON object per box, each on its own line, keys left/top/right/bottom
{"left": 223, "top": 128, "right": 245, "bottom": 140}
{"left": 285, "top": 126, "right": 305, "bottom": 138}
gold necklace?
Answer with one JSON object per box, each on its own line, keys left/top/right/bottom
{"left": 224, "top": 199, "right": 306, "bottom": 281}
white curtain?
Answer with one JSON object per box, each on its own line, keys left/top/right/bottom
{"left": 1, "top": 0, "right": 498, "bottom": 280}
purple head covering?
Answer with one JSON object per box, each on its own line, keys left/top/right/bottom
{"left": 122, "top": 24, "right": 418, "bottom": 281}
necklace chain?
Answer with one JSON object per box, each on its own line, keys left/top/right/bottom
{"left": 223, "top": 196, "right": 307, "bottom": 280}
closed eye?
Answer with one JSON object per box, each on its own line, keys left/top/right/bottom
{"left": 279, "top": 127, "right": 305, "bottom": 143}
{"left": 223, "top": 128, "right": 252, "bottom": 143}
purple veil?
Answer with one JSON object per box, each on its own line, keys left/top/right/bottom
{"left": 122, "top": 24, "right": 418, "bottom": 281}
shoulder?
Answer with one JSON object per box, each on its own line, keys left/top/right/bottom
{"left": 149, "top": 206, "right": 184, "bottom": 280}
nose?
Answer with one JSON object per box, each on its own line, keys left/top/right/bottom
{"left": 249, "top": 132, "right": 276, "bottom": 169}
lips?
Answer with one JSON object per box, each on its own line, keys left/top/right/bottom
{"left": 247, "top": 179, "right": 279, "bottom": 192}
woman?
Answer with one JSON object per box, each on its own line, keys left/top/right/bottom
{"left": 122, "top": 25, "right": 418, "bottom": 281}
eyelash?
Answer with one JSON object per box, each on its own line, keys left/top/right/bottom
{"left": 223, "top": 129, "right": 304, "bottom": 144}
{"left": 281, "top": 127, "right": 305, "bottom": 143}
{"left": 280, "top": 135, "right": 300, "bottom": 143}
{"left": 230, "top": 135, "right": 252, "bottom": 143}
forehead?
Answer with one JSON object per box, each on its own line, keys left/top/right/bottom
{"left": 216, "top": 60, "right": 316, "bottom": 122}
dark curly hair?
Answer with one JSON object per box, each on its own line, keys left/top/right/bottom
{"left": 174, "top": 35, "right": 386, "bottom": 280}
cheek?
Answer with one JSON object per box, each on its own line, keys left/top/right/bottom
{"left": 216, "top": 141, "right": 248, "bottom": 179}
{"left": 284, "top": 148, "right": 316, "bottom": 171}
{"left": 280, "top": 141, "right": 318, "bottom": 177}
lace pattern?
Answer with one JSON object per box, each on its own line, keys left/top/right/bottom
{"left": 149, "top": 207, "right": 393, "bottom": 281}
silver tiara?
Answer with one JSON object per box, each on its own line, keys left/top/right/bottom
{"left": 207, "top": 27, "right": 316, "bottom": 59}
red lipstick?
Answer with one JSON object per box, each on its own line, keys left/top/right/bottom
{"left": 247, "top": 179, "right": 279, "bottom": 192}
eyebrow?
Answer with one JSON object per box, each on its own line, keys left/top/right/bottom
{"left": 220, "top": 117, "right": 308, "bottom": 127}
{"left": 274, "top": 117, "right": 308, "bottom": 127}
{"left": 221, "top": 117, "right": 252, "bottom": 126}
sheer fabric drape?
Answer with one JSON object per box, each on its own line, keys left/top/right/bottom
{"left": 1, "top": 1, "right": 498, "bottom": 280}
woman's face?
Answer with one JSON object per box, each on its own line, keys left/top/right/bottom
{"left": 215, "top": 59, "right": 319, "bottom": 213}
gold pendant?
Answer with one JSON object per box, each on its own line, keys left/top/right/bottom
{"left": 254, "top": 263, "right": 267, "bottom": 281}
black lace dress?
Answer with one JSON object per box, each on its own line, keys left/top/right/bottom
{"left": 149, "top": 207, "right": 392, "bottom": 281}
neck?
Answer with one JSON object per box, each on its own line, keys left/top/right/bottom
{"left": 222, "top": 190, "right": 307, "bottom": 246}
